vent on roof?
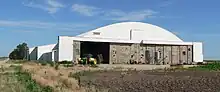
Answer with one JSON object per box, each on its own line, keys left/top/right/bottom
{"left": 93, "top": 32, "right": 100, "bottom": 35}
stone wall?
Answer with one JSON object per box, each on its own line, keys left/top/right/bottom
{"left": 73, "top": 40, "right": 80, "bottom": 62}
{"left": 110, "top": 43, "right": 131, "bottom": 64}
{"left": 139, "top": 44, "right": 145, "bottom": 64}
{"left": 116, "top": 44, "right": 131, "bottom": 64}
{"left": 187, "top": 45, "right": 193, "bottom": 64}
{"left": 109, "top": 43, "right": 193, "bottom": 65}
{"left": 164, "top": 46, "right": 172, "bottom": 65}
{"left": 171, "top": 46, "right": 180, "bottom": 65}
{"left": 156, "top": 45, "right": 164, "bottom": 65}
{"left": 145, "top": 45, "right": 155, "bottom": 64}
{"left": 130, "top": 44, "right": 138, "bottom": 63}
{"left": 180, "top": 46, "right": 188, "bottom": 64}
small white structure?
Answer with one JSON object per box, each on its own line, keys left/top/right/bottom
{"left": 193, "top": 42, "right": 203, "bottom": 62}
{"left": 28, "top": 44, "right": 56, "bottom": 61}
{"left": 29, "top": 47, "right": 37, "bottom": 60}
{"left": 28, "top": 22, "right": 203, "bottom": 64}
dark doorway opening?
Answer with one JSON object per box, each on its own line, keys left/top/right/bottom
{"left": 80, "top": 41, "right": 110, "bottom": 64}
{"left": 145, "top": 50, "right": 150, "bottom": 64}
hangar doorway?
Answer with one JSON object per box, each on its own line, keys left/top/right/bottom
{"left": 80, "top": 41, "right": 110, "bottom": 64}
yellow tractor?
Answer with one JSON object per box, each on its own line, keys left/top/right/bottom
{"left": 78, "top": 54, "right": 97, "bottom": 65}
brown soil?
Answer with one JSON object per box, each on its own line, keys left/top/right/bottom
{"left": 79, "top": 70, "right": 220, "bottom": 92}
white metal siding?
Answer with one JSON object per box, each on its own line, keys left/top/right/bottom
{"left": 58, "top": 36, "right": 74, "bottom": 61}
{"left": 37, "top": 44, "right": 56, "bottom": 61}
{"left": 29, "top": 47, "right": 37, "bottom": 60}
{"left": 193, "top": 42, "right": 203, "bottom": 62}
{"left": 78, "top": 22, "right": 183, "bottom": 42}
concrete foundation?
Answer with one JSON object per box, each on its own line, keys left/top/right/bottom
{"left": 98, "top": 64, "right": 170, "bottom": 70}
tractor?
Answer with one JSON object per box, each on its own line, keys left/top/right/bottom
{"left": 78, "top": 54, "right": 97, "bottom": 65}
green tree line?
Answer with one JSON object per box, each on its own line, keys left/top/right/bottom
{"left": 9, "top": 43, "right": 29, "bottom": 60}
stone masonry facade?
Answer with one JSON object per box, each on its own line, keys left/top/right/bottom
{"left": 74, "top": 40, "right": 193, "bottom": 65}
{"left": 109, "top": 43, "right": 193, "bottom": 65}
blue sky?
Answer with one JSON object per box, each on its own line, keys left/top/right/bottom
{"left": 0, "top": 0, "right": 219, "bottom": 59}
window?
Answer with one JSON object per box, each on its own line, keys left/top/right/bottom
{"left": 93, "top": 32, "right": 100, "bottom": 35}
{"left": 188, "top": 48, "right": 191, "bottom": 51}
{"left": 182, "top": 51, "right": 186, "bottom": 55}
{"left": 159, "top": 51, "right": 162, "bottom": 58}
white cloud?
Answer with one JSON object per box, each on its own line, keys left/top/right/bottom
{"left": 8, "top": 30, "right": 35, "bottom": 33}
{"left": 158, "top": 0, "right": 173, "bottom": 7}
{"left": 71, "top": 4, "right": 100, "bottom": 16}
{"left": 71, "top": 4, "right": 158, "bottom": 21}
{"left": 105, "top": 10, "right": 158, "bottom": 21}
{"left": 0, "top": 20, "right": 91, "bottom": 32}
{"left": 23, "top": 0, "right": 65, "bottom": 14}
{"left": 47, "top": 0, "right": 64, "bottom": 7}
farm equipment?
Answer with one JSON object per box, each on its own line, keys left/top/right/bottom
{"left": 78, "top": 54, "right": 97, "bottom": 65}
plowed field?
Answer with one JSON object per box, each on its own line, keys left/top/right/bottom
{"left": 79, "top": 70, "right": 220, "bottom": 92}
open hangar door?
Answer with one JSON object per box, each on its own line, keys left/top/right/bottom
{"left": 80, "top": 41, "right": 110, "bottom": 64}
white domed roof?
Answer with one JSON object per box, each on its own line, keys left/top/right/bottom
{"left": 77, "top": 22, "right": 183, "bottom": 42}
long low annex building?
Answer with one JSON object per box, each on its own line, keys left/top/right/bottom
{"left": 28, "top": 22, "right": 203, "bottom": 65}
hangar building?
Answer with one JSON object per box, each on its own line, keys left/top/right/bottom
{"left": 28, "top": 22, "right": 203, "bottom": 65}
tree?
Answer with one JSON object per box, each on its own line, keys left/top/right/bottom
{"left": 9, "top": 43, "right": 29, "bottom": 60}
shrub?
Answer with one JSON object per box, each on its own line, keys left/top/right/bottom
{"left": 10, "top": 65, "right": 16, "bottom": 67}
{"left": 40, "top": 61, "right": 47, "bottom": 66}
{"left": 42, "top": 86, "right": 53, "bottom": 92}
{"left": 55, "top": 64, "right": 59, "bottom": 70}
{"left": 1, "top": 65, "right": 4, "bottom": 72}
{"left": 63, "top": 64, "right": 73, "bottom": 67}
{"left": 14, "top": 66, "right": 53, "bottom": 92}
{"left": 189, "top": 62, "right": 220, "bottom": 71}
{"left": 59, "top": 60, "right": 72, "bottom": 64}
{"left": 9, "top": 43, "right": 29, "bottom": 60}
{"left": 39, "top": 61, "right": 55, "bottom": 67}
{"left": 47, "top": 61, "right": 54, "bottom": 67}
{"left": 8, "top": 60, "right": 28, "bottom": 64}
{"left": 70, "top": 72, "right": 83, "bottom": 80}
{"left": 90, "top": 64, "right": 98, "bottom": 68}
